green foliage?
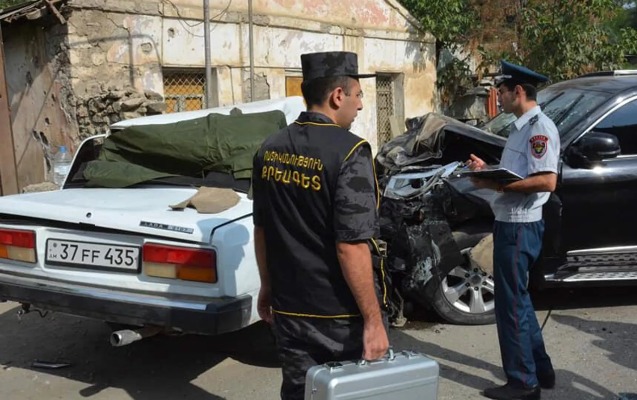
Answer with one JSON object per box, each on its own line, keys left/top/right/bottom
{"left": 399, "top": 0, "right": 477, "bottom": 51}
{"left": 519, "top": 0, "right": 637, "bottom": 81}
{"left": 437, "top": 57, "right": 473, "bottom": 105}
{"left": 627, "top": 4, "right": 637, "bottom": 30}
{"left": 399, "top": 0, "right": 637, "bottom": 103}
{"left": 399, "top": 0, "right": 478, "bottom": 105}
{"left": 0, "top": 0, "right": 30, "bottom": 9}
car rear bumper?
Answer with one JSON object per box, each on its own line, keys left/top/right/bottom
{"left": 0, "top": 272, "right": 253, "bottom": 335}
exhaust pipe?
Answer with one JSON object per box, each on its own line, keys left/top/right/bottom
{"left": 110, "top": 326, "right": 162, "bottom": 347}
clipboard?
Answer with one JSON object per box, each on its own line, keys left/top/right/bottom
{"left": 459, "top": 167, "right": 523, "bottom": 183}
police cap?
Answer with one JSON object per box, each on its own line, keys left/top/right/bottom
{"left": 497, "top": 60, "right": 549, "bottom": 87}
{"left": 301, "top": 51, "right": 375, "bottom": 82}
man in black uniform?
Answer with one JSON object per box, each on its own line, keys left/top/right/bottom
{"left": 251, "top": 51, "right": 389, "bottom": 400}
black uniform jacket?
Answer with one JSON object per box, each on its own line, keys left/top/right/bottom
{"left": 252, "top": 111, "right": 381, "bottom": 317}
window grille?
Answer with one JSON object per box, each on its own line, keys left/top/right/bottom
{"left": 163, "top": 70, "right": 206, "bottom": 113}
{"left": 376, "top": 75, "right": 394, "bottom": 147}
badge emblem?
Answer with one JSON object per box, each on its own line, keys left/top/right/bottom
{"left": 529, "top": 135, "right": 549, "bottom": 159}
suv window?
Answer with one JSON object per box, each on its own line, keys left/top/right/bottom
{"left": 591, "top": 98, "right": 637, "bottom": 156}
{"left": 481, "top": 87, "right": 610, "bottom": 139}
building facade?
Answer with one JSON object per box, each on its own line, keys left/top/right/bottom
{"left": 0, "top": 0, "right": 436, "bottom": 193}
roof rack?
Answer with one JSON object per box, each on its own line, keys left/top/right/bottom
{"left": 578, "top": 70, "right": 637, "bottom": 78}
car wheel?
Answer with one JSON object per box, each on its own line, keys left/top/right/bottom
{"left": 428, "top": 229, "right": 495, "bottom": 325}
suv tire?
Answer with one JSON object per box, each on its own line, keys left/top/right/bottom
{"left": 426, "top": 227, "right": 495, "bottom": 325}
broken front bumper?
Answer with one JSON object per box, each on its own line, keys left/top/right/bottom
{"left": 0, "top": 272, "right": 252, "bottom": 335}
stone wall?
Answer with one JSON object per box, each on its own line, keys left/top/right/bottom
{"left": 75, "top": 87, "right": 166, "bottom": 139}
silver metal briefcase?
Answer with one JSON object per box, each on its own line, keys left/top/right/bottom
{"left": 304, "top": 350, "right": 439, "bottom": 400}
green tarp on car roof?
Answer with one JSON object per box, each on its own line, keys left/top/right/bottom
{"left": 83, "top": 109, "right": 287, "bottom": 188}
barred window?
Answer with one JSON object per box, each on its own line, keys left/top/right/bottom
{"left": 376, "top": 74, "right": 404, "bottom": 147}
{"left": 163, "top": 69, "right": 207, "bottom": 113}
{"left": 376, "top": 75, "right": 394, "bottom": 146}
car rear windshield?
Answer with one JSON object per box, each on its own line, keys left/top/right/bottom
{"left": 480, "top": 86, "right": 611, "bottom": 138}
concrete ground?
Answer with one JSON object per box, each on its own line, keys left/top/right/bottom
{"left": 0, "top": 287, "right": 635, "bottom": 399}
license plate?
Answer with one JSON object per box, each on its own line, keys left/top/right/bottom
{"left": 46, "top": 239, "right": 140, "bottom": 272}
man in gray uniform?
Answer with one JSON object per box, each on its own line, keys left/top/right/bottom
{"left": 467, "top": 60, "right": 559, "bottom": 400}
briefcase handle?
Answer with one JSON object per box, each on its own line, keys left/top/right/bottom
{"left": 357, "top": 347, "right": 395, "bottom": 366}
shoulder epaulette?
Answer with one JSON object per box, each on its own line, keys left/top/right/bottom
{"left": 529, "top": 115, "right": 539, "bottom": 126}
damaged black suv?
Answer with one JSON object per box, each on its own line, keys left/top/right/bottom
{"left": 377, "top": 71, "right": 637, "bottom": 325}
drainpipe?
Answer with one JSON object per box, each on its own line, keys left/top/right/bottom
{"left": 248, "top": 0, "right": 254, "bottom": 101}
{"left": 203, "top": 0, "right": 213, "bottom": 108}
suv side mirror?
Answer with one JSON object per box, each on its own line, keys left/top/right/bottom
{"left": 572, "top": 131, "right": 621, "bottom": 162}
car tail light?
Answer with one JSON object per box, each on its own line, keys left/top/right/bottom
{"left": 142, "top": 243, "right": 217, "bottom": 283}
{"left": 0, "top": 229, "right": 36, "bottom": 263}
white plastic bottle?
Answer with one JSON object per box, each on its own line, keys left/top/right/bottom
{"left": 53, "top": 145, "right": 72, "bottom": 186}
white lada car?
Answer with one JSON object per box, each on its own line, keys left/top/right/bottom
{"left": 0, "top": 97, "right": 305, "bottom": 346}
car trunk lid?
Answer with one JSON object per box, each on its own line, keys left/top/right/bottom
{"left": 0, "top": 187, "right": 251, "bottom": 243}
{"left": 0, "top": 187, "right": 252, "bottom": 298}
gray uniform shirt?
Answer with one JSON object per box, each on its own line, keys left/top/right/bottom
{"left": 492, "top": 106, "right": 560, "bottom": 223}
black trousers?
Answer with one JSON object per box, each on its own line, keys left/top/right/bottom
{"left": 271, "top": 314, "right": 365, "bottom": 400}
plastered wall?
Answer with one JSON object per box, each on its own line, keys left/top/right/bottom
{"left": 65, "top": 0, "right": 436, "bottom": 149}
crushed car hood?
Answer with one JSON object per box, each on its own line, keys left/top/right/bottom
{"left": 0, "top": 188, "right": 252, "bottom": 243}
{"left": 376, "top": 112, "right": 506, "bottom": 173}
{"left": 375, "top": 113, "right": 503, "bottom": 228}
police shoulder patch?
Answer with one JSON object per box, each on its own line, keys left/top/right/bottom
{"left": 529, "top": 134, "right": 549, "bottom": 159}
